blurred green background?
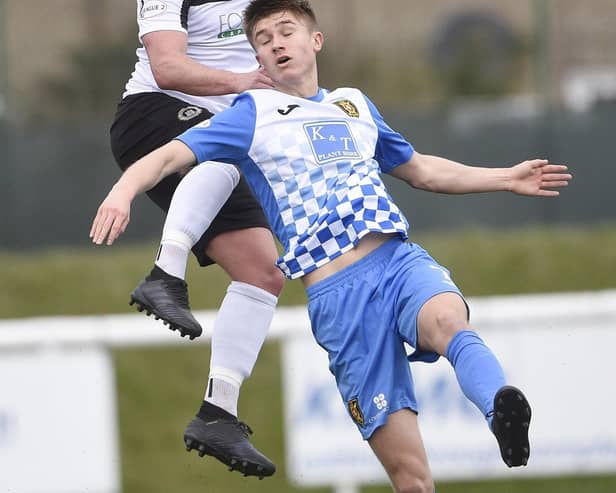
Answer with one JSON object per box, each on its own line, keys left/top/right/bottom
{"left": 1, "top": 0, "right": 616, "bottom": 250}
{"left": 2, "top": 226, "right": 616, "bottom": 492}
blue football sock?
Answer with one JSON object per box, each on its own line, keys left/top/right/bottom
{"left": 445, "top": 330, "right": 506, "bottom": 428}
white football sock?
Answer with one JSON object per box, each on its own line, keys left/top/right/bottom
{"left": 155, "top": 162, "right": 240, "bottom": 279}
{"left": 154, "top": 232, "right": 191, "bottom": 279}
{"left": 205, "top": 281, "right": 278, "bottom": 416}
{"left": 204, "top": 372, "right": 242, "bottom": 417}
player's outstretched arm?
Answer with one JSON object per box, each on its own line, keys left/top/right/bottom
{"left": 390, "top": 152, "right": 572, "bottom": 196}
{"left": 89, "top": 140, "right": 197, "bottom": 246}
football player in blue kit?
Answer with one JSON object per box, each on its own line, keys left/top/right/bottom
{"left": 91, "top": 1, "right": 572, "bottom": 490}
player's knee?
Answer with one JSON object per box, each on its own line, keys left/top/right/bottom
{"left": 387, "top": 456, "right": 433, "bottom": 493}
{"left": 419, "top": 293, "right": 467, "bottom": 333}
{"left": 433, "top": 306, "right": 466, "bottom": 333}
{"left": 418, "top": 304, "right": 469, "bottom": 356}
{"left": 229, "top": 260, "right": 284, "bottom": 296}
{"left": 391, "top": 472, "right": 434, "bottom": 493}
{"left": 256, "top": 263, "right": 285, "bottom": 296}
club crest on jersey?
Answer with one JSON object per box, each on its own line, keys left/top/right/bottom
{"left": 304, "top": 121, "right": 361, "bottom": 165}
{"left": 177, "top": 106, "right": 203, "bottom": 121}
{"left": 139, "top": 0, "right": 167, "bottom": 19}
{"left": 348, "top": 398, "right": 365, "bottom": 427}
{"left": 334, "top": 99, "right": 360, "bottom": 118}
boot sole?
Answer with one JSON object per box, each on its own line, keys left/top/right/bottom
{"left": 184, "top": 435, "right": 274, "bottom": 479}
{"left": 493, "top": 385, "right": 531, "bottom": 467}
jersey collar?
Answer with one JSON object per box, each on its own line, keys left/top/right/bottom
{"left": 306, "top": 88, "right": 326, "bottom": 102}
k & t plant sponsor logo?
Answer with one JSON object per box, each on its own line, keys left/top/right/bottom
{"left": 304, "top": 121, "right": 361, "bottom": 165}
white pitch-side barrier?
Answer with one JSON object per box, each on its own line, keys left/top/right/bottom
{"left": 1, "top": 290, "right": 615, "bottom": 493}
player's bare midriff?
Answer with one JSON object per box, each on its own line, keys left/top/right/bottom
{"left": 301, "top": 232, "right": 398, "bottom": 287}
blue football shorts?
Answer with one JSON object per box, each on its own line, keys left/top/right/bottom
{"left": 306, "top": 237, "right": 466, "bottom": 440}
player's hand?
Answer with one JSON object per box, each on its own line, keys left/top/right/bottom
{"left": 234, "top": 67, "right": 274, "bottom": 92}
{"left": 89, "top": 189, "right": 132, "bottom": 246}
{"left": 509, "top": 159, "right": 572, "bottom": 196}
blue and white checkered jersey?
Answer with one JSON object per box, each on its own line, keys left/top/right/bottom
{"left": 176, "top": 87, "right": 414, "bottom": 279}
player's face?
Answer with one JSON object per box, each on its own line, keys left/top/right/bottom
{"left": 252, "top": 11, "right": 322, "bottom": 96}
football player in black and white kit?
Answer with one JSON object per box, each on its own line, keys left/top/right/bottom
{"left": 99, "top": 0, "right": 283, "bottom": 479}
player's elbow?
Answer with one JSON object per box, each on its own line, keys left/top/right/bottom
{"left": 397, "top": 153, "right": 436, "bottom": 191}
{"left": 151, "top": 60, "right": 181, "bottom": 90}
{"left": 155, "top": 142, "right": 195, "bottom": 179}
{"left": 152, "top": 72, "right": 176, "bottom": 90}
{"left": 407, "top": 172, "right": 433, "bottom": 191}
{"left": 403, "top": 165, "right": 437, "bottom": 191}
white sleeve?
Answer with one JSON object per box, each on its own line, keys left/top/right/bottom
{"left": 136, "top": 0, "right": 187, "bottom": 40}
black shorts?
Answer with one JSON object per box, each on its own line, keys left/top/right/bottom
{"left": 109, "top": 92, "right": 270, "bottom": 266}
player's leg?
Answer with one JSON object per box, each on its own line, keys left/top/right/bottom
{"left": 418, "top": 292, "right": 505, "bottom": 412}
{"left": 182, "top": 223, "right": 281, "bottom": 479}
{"left": 110, "top": 93, "right": 210, "bottom": 338}
{"left": 128, "top": 161, "right": 242, "bottom": 339}
{"left": 179, "top": 178, "right": 282, "bottom": 478}
{"left": 305, "top": 239, "right": 433, "bottom": 492}
{"left": 417, "top": 293, "right": 531, "bottom": 467}
{"left": 148, "top": 170, "right": 281, "bottom": 477}
{"left": 110, "top": 94, "right": 279, "bottom": 476}
{"left": 396, "top": 243, "right": 531, "bottom": 468}
{"left": 139, "top": 222, "right": 280, "bottom": 478}
{"left": 200, "top": 226, "right": 282, "bottom": 415}
{"left": 145, "top": 171, "right": 283, "bottom": 412}
{"left": 368, "top": 410, "right": 434, "bottom": 493}
{"left": 140, "top": 189, "right": 281, "bottom": 476}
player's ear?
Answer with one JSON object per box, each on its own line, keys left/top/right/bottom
{"left": 312, "top": 31, "right": 323, "bottom": 53}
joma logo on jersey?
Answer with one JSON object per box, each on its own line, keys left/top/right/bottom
{"left": 218, "top": 12, "right": 245, "bottom": 38}
{"left": 304, "top": 122, "right": 361, "bottom": 164}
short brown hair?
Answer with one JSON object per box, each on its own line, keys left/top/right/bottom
{"left": 244, "top": 0, "right": 318, "bottom": 44}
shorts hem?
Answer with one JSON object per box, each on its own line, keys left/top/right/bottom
{"left": 192, "top": 224, "right": 272, "bottom": 267}
{"left": 360, "top": 401, "right": 418, "bottom": 440}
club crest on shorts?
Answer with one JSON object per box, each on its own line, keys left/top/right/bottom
{"left": 334, "top": 99, "right": 360, "bottom": 118}
{"left": 348, "top": 397, "right": 365, "bottom": 426}
{"left": 177, "top": 106, "right": 203, "bottom": 121}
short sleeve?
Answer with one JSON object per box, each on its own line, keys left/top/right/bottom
{"left": 175, "top": 93, "right": 257, "bottom": 164}
{"left": 137, "top": 0, "right": 187, "bottom": 39}
{"left": 363, "top": 95, "right": 414, "bottom": 173}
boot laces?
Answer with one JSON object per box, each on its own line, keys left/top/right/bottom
{"left": 237, "top": 421, "right": 253, "bottom": 437}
